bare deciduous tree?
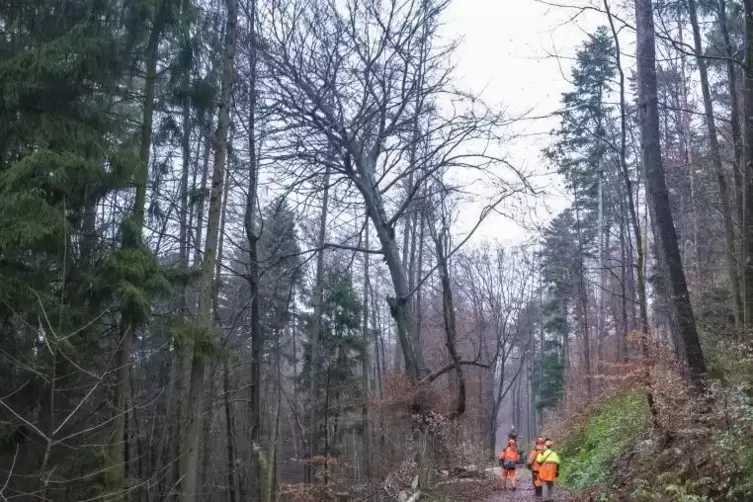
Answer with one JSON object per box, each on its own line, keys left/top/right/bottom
{"left": 255, "top": 0, "right": 524, "bottom": 384}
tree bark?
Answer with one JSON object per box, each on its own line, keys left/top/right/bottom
{"left": 243, "top": 0, "right": 262, "bottom": 497}
{"left": 178, "top": 0, "right": 238, "bottom": 499}
{"left": 361, "top": 218, "right": 371, "bottom": 479}
{"left": 224, "top": 364, "right": 238, "bottom": 502}
{"left": 355, "top": 157, "right": 426, "bottom": 382}
{"left": 742, "top": 0, "right": 753, "bottom": 332}
{"left": 634, "top": 0, "right": 707, "bottom": 388}
{"left": 395, "top": 178, "right": 413, "bottom": 373}
{"left": 433, "top": 229, "right": 465, "bottom": 419}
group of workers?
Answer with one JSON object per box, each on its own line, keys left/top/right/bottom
{"left": 498, "top": 429, "right": 560, "bottom": 501}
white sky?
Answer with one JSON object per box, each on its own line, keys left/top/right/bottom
{"left": 435, "top": 2, "right": 642, "bottom": 444}
{"left": 440, "top": 0, "right": 632, "bottom": 246}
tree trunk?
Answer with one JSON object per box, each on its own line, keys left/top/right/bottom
{"left": 224, "top": 364, "right": 238, "bottom": 502}
{"left": 110, "top": 3, "right": 166, "bottom": 490}
{"left": 411, "top": 209, "right": 426, "bottom": 387}
{"left": 407, "top": 209, "right": 421, "bottom": 366}
{"left": 308, "top": 165, "right": 330, "bottom": 481}
{"left": 687, "top": 0, "right": 742, "bottom": 328}
{"left": 179, "top": 14, "right": 193, "bottom": 288}
{"left": 361, "top": 218, "right": 371, "bottom": 479}
{"left": 490, "top": 348, "right": 507, "bottom": 458}
{"left": 158, "top": 352, "right": 185, "bottom": 501}
{"left": 572, "top": 197, "right": 592, "bottom": 402}
{"left": 243, "top": 0, "right": 262, "bottom": 497}
{"left": 618, "top": 192, "right": 629, "bottom": 362}
{"left": 743, "top": 0, "right": 753, "bottom": 332}
{"left": 395, "top": 178, "right": 412, "bottom": 373}
{"left": 192, "top": 123, "right": 212, "bottom": 273}
{"left": 597, "top": 172, "right": 605, "bottom": 377}
{"left": 434, "top": 230, "right": 465, "bottom": 419}
{"left": 323, "top": 365, "right": 332, "bottom": 485}
{"left": 605, "top": 0, "right": 661, "bottom": 424}
{"left": 634, "top": 0, "right": 707, "bottom": 388}
{"left": 677, "top": 20, "right": 703, "bottom": 283}
{"left": 269, "top": 345, "right": 284, "bottom": 502}
{"left": 352, "top": 2, "right": 429, "bottom": 381}
{"left": 371, "top": 286, "right": 386, "bottom": 460}
{"left": 719, "top": 0, "right": 744, "bottom": 233}
{"left": 178, "top": 0, "right": 238, "bottom": 499}
{"left": 355, "top": 158, "right": 425, "bottom": 381}
{"left": 199, "top": 374, "right": 216, "bottom": 493}
{"left": 129, "top": 373, "right": 146, "bottom": 502}
{"left": 201, "top": 199, "right": 235, "bottom": 494}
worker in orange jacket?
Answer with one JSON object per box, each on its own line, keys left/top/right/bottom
{"left": 527, "top": 437, "right": 545, "bottom": 498}
{"left": 498, "top": 438, "right": 520, "bottom": 490}
{"left": 536, "top": 439, "right": 561, "bottom": 502}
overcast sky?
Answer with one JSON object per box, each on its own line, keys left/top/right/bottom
{"left": 440, "top": 0, "right": 630, "bottom": 247}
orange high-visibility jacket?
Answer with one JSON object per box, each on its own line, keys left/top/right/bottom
{"left": 536, "top": 449, "right": 561, "bottom": 482}
{"left": 528, "top": 446, "right": 544, "bottom": 487}
{"left": 527, "top": 446, "right": 544, "bottom": 470}
{"left": 499, "top": 446, "right": 520, "bottom": 463}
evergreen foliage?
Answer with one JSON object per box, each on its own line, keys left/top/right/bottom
{"left": 301, "top": 269, "right": 365, "bottom": 457}
{"left": 546, "top": 25, "right": 618, "bottom": 239}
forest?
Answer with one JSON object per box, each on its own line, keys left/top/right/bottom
{"left": 1, "top": 0, "right": 753, "bottom": 501}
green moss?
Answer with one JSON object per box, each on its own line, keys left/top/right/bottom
{"left": 560, "top": 390, "right": 651, "bottom": 492}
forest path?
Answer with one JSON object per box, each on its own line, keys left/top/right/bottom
{"left": 484, "top": 469, "right": 569, "bottom": 502}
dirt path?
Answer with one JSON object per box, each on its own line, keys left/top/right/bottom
{"left": 484, "top": 468, "right": 568, "bottom": 502}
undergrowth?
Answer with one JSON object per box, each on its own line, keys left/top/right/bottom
{"left": 559, "top": 391, "right": 650, "bottom": 494}
{"left": 556, "top": 337, "right": 753, "bottom": 502}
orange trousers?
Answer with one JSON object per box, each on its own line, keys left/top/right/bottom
{"left": 501, "top": 468, "right": 516, "bottom": 489}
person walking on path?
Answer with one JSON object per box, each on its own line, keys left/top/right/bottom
{"left": 536, "top": 439, "right": 561, "bottom": 502}
{"left": 527, "top": 436, "right": 546, "bottom": 498}
{"left": 498, "top": 438, "right": 520, "bottom": 491}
